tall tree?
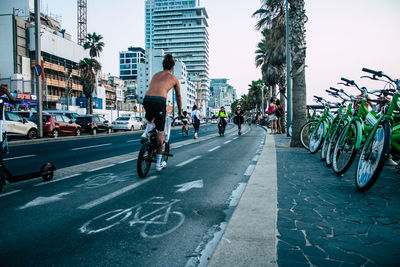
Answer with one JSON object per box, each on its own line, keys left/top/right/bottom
{"left": 83, "top": 32, "right": 105, "bottom": 59}
{"left": 288, "top": 0, "right": 307, "bottom": 147}
{"left": 80, "top": 32, "right": 104, "bottom": 114}
{"left": 79, "top": 58, "right": 101, "bottom": 115}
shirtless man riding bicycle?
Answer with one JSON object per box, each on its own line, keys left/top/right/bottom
{"left": 141, "top": 54, "right": 183, "bottom": 171}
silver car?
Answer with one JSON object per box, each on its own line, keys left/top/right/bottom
{"left": 112, "top": 117, "right": 142, "bottom": 132}
{"left": 6, "top": 111, "right": 38, "bottom": 139}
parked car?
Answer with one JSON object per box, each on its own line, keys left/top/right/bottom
{"left": 112, "top": 117, "right": 143, "bottom": 132}
{"left": 75, "top": 115, "right": 112, "bottom": 135}
{"left": 43, "top": 110, "right": 80, "bottom": 122}
{"left": 5, "top": 111, "right": 37, "bottom": 139}
{"left": 40, "top": 114, "right": 81, "bottom": 137}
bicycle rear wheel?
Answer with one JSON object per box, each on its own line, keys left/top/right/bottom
{"left": 299, "top": 120, "right": 318, "bottom": 151}
{"left": 332, "top": 121, "right": 358, "bottom": 175}
{"left": 137, "top": 143, "right": 153, "bottom": 178}
{"left": 355, "top": 120, "right": 391, "bottom": 192}
{"left": 326, "top": 123, "right": 344, "bottom": 167}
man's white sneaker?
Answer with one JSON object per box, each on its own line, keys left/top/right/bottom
{"left": 156, "top": 161, "right": 167, "bottom": 171}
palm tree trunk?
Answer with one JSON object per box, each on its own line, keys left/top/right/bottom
{"left": 289, "top": 0, "right": 307, "bottom": 147}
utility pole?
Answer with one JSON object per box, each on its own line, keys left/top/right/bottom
{"left": 261, "top": 85, "right": 264, "bottom": 118}
{"left": 285, "top": 0, "right": 292, "bottom": 136}
{"left": 35, "top": 0, "right": 43, "bottom": 138}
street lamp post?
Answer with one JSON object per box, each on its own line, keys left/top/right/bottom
{"left": 285, "top": 0, "right": 292, "bottom": 136}
{"left": 34, "top": 0, "right": 43, "bottom": 138}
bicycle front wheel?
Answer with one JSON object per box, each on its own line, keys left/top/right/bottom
{"left": 137, "top": 143, "right": 153, "bottom": 178}
{"left": 321, "top": 122, "right": 337, "bottom": 161}
{"left": 355, "top": 120, "right": 391, "bottom": 192}
{"left": 326, "top": 122, "right": 344, "bottom": 167}
{"left": 299, "top": 120, "right": 318, "bottom": 151}
{"left": 309, "top": 121, "right": 325, "bottom": 154}
{"left": 332, "top": 121, "right": 358, "bottom": 175}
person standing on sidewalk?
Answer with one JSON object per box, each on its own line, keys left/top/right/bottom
{"left": 266, "top": 98, "right": 277, "bottom": 134}
{"left": 141, "top": 54, "right": 183, "bottom": 171}
{"left": 275, "top": 99, "right": 285, "bottom": 134}
{"left": 192, "top": 104, "right": 201, "bottom": 139}
{"left": 234, "top": 105, "right": 244, "bottom": 135}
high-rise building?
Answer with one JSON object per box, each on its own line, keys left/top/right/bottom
{"left": 209, "top": 79, "right": 237, "bottom": 114}
{"left": 145, "top": 0, "right": 210, "bottom": 116}
{"left": 119, "top": 47, "right": 146, "bottom": 81}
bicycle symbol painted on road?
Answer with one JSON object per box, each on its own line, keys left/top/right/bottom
{"left": 75, "top": 173, "right": 128, "bottom": 189}
{"left": 80, "top": 196, "right": 185, "bottom": 239}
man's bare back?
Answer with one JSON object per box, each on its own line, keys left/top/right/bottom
{"left": 146, "top": 70, "right": 179, "bottom": 99}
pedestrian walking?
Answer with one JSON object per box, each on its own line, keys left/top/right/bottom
{"left": 275, "top": 99, "right": 285, "bottom": 134}
{"left": 234, "top": 105, "right": 244, "bottom": 135}
{"left": 266, "top": 98, "right": 277, "bottom": 134}
{"left": 192, "top": 104, "right": 201, "bottom": 139}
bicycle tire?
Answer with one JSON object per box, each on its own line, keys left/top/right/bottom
{"left": 137, "top": 143, "right": 153, "bottom": 178}
{"left": 355, "top": 120, "right": 391, "bottom": 192}
{"left": 326, "top": 122, "right": 344, "bottom": 167}
{"left": 309, "top": 121, "right": 325, "bottom": 154}
{"left": 321, "top": 121, "right": 337, "bottom": 161}
{"left": 299, "top": 120, "right": 318, "bottom": 151}
{"left": 332, "top": 121, "right": 358, "bottom": 175}
{"left": 163, "top": 142, "right": 170, "bottom": 163}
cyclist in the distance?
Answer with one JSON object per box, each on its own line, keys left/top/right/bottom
{"left": 216, "top": 106, "right": 228, "bottom": 135}
{"left": 141, "top": 54, "right": 183, "bottom": 171}
{"left": 181, "top": 110, "right": 189, "bottom": 135}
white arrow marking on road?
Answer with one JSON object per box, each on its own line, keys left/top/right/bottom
{"left": 18, "top": 192, "right": 73, "bottom": 210}
{"left": 175, "top": 179, "right": 203, "bottom": 193}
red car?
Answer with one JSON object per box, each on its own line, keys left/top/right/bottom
{"left": 43, "top": 114, "right": 81, "bottom": 137}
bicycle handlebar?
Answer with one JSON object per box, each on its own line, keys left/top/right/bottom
{"left": 362, "top": 67, "right": 383, "bottom": 77}
{"left": 329, "top": 87, "right": 340, "bottom": 92}
{"left": 341, "top": 77, "right": 355, "bottom": 85}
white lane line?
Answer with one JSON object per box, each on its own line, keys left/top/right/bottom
{"left": 87, "top": 164, "right": 115, "bottom": 172}
{"left": 174, "top": 145, "right": 183, "bottom": 149}
{"left": 35, "top": 174, "right": 81, "bottom": 187}
{"left": 233, "top": 137, "right": 238, "bottom": 140}
{"left": 119, "top": 158, "right": 137, "bottom": 164}
{"left": 252, "top": 155, "right": 260, "bottom": 162}
{"left": 224, "top": 140, "right": 232, "bottom": 144}
{"left": 244, "top": 164, "right": 256, "bottom": 176}
{"left": 229, "top": 183, "right": 247, "bottom": 207}
{"left": 208, "top": 146, "right": 221, "bottom": 152}
{"left": 126, "top": 139, "right": 140, "bottom": 143}
{"left": 78, "top": 176, "right": 158, "bottom": 210}
{"left": 71, "top": 143, "right": 112, "bottom": 151}
{"left": 176, "top": 156, "right": 201, "bottom": 167}
{"left": 4, "top": 154, "right": 36, "bottom": 161}
{"left": 0, "top": 189, "right": 22, "bottom": 198}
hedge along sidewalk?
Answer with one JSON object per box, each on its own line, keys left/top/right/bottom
{"left": 208, "top": 130, "right": 278, "bottom": 266}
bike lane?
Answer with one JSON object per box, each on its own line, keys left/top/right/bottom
{"left": 0, "top": 125, "right": 264, "bottom": 266}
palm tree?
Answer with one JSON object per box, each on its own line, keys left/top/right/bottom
{"left": 288, "top": 0, "right": 307, "bottom": 147}
{"left": 79, "top": 58, "right": 101, "bottom": 115}
{"left": 255, "top": 29, "right": 269, "bottom": 68}
{"left": 80, "top": 32, "right": 105, "bottom": 114}
{"left": 83, "top": 32, "right": 105, "bottom": 59}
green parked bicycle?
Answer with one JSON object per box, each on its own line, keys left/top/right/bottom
{"left": 355, "top": 68, "right": 400, "bottom": 192}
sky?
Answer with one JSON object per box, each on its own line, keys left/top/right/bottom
{"left": 41, "top": 0, "right": 400, "bottom": 103}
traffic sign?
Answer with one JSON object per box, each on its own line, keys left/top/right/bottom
{"left": 34, "top": 65, "right": 42, "bottom": 77}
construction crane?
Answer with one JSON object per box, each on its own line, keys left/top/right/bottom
{"left": 77, "top": 0, "right": 87, "bottom": 45}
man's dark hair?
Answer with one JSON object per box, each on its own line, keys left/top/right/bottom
{"left": 163, "top": 54, "right": 175, "bottom": 70}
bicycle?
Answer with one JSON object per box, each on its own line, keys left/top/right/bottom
{"left": 355, "top": 68, "right": 400, "bottom": 191}
{"left": 331, "top": 77, "right": 380, "bottom": 175}
{"left": 181, "top": 121, "right": 189, "bottom": 137}
{"left": 217, "top": 117, "right": 227, "bottom": 136}
{"left": 80, "top": 196, "right": 185, "bottom": 239}
{"left": 299, "top": 103, "right": 326, "bottom": 150}
{"left": 137, "top": 116, "right": 176, "bottom": 178}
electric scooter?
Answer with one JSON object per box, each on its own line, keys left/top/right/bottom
{"left": 0, "top": 97, "right": 56, "bottom": 193}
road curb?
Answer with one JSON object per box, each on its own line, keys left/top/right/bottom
{"left": 208, "top": 126, "right": 278, "bottom": 266}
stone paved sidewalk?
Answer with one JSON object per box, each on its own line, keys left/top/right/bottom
{"left": 275, "top": 135, "right": 400, "bottom": 266}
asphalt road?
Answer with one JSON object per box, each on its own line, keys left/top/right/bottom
{"left": 0, "top": 123, "right": 265, "bottom": 266}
